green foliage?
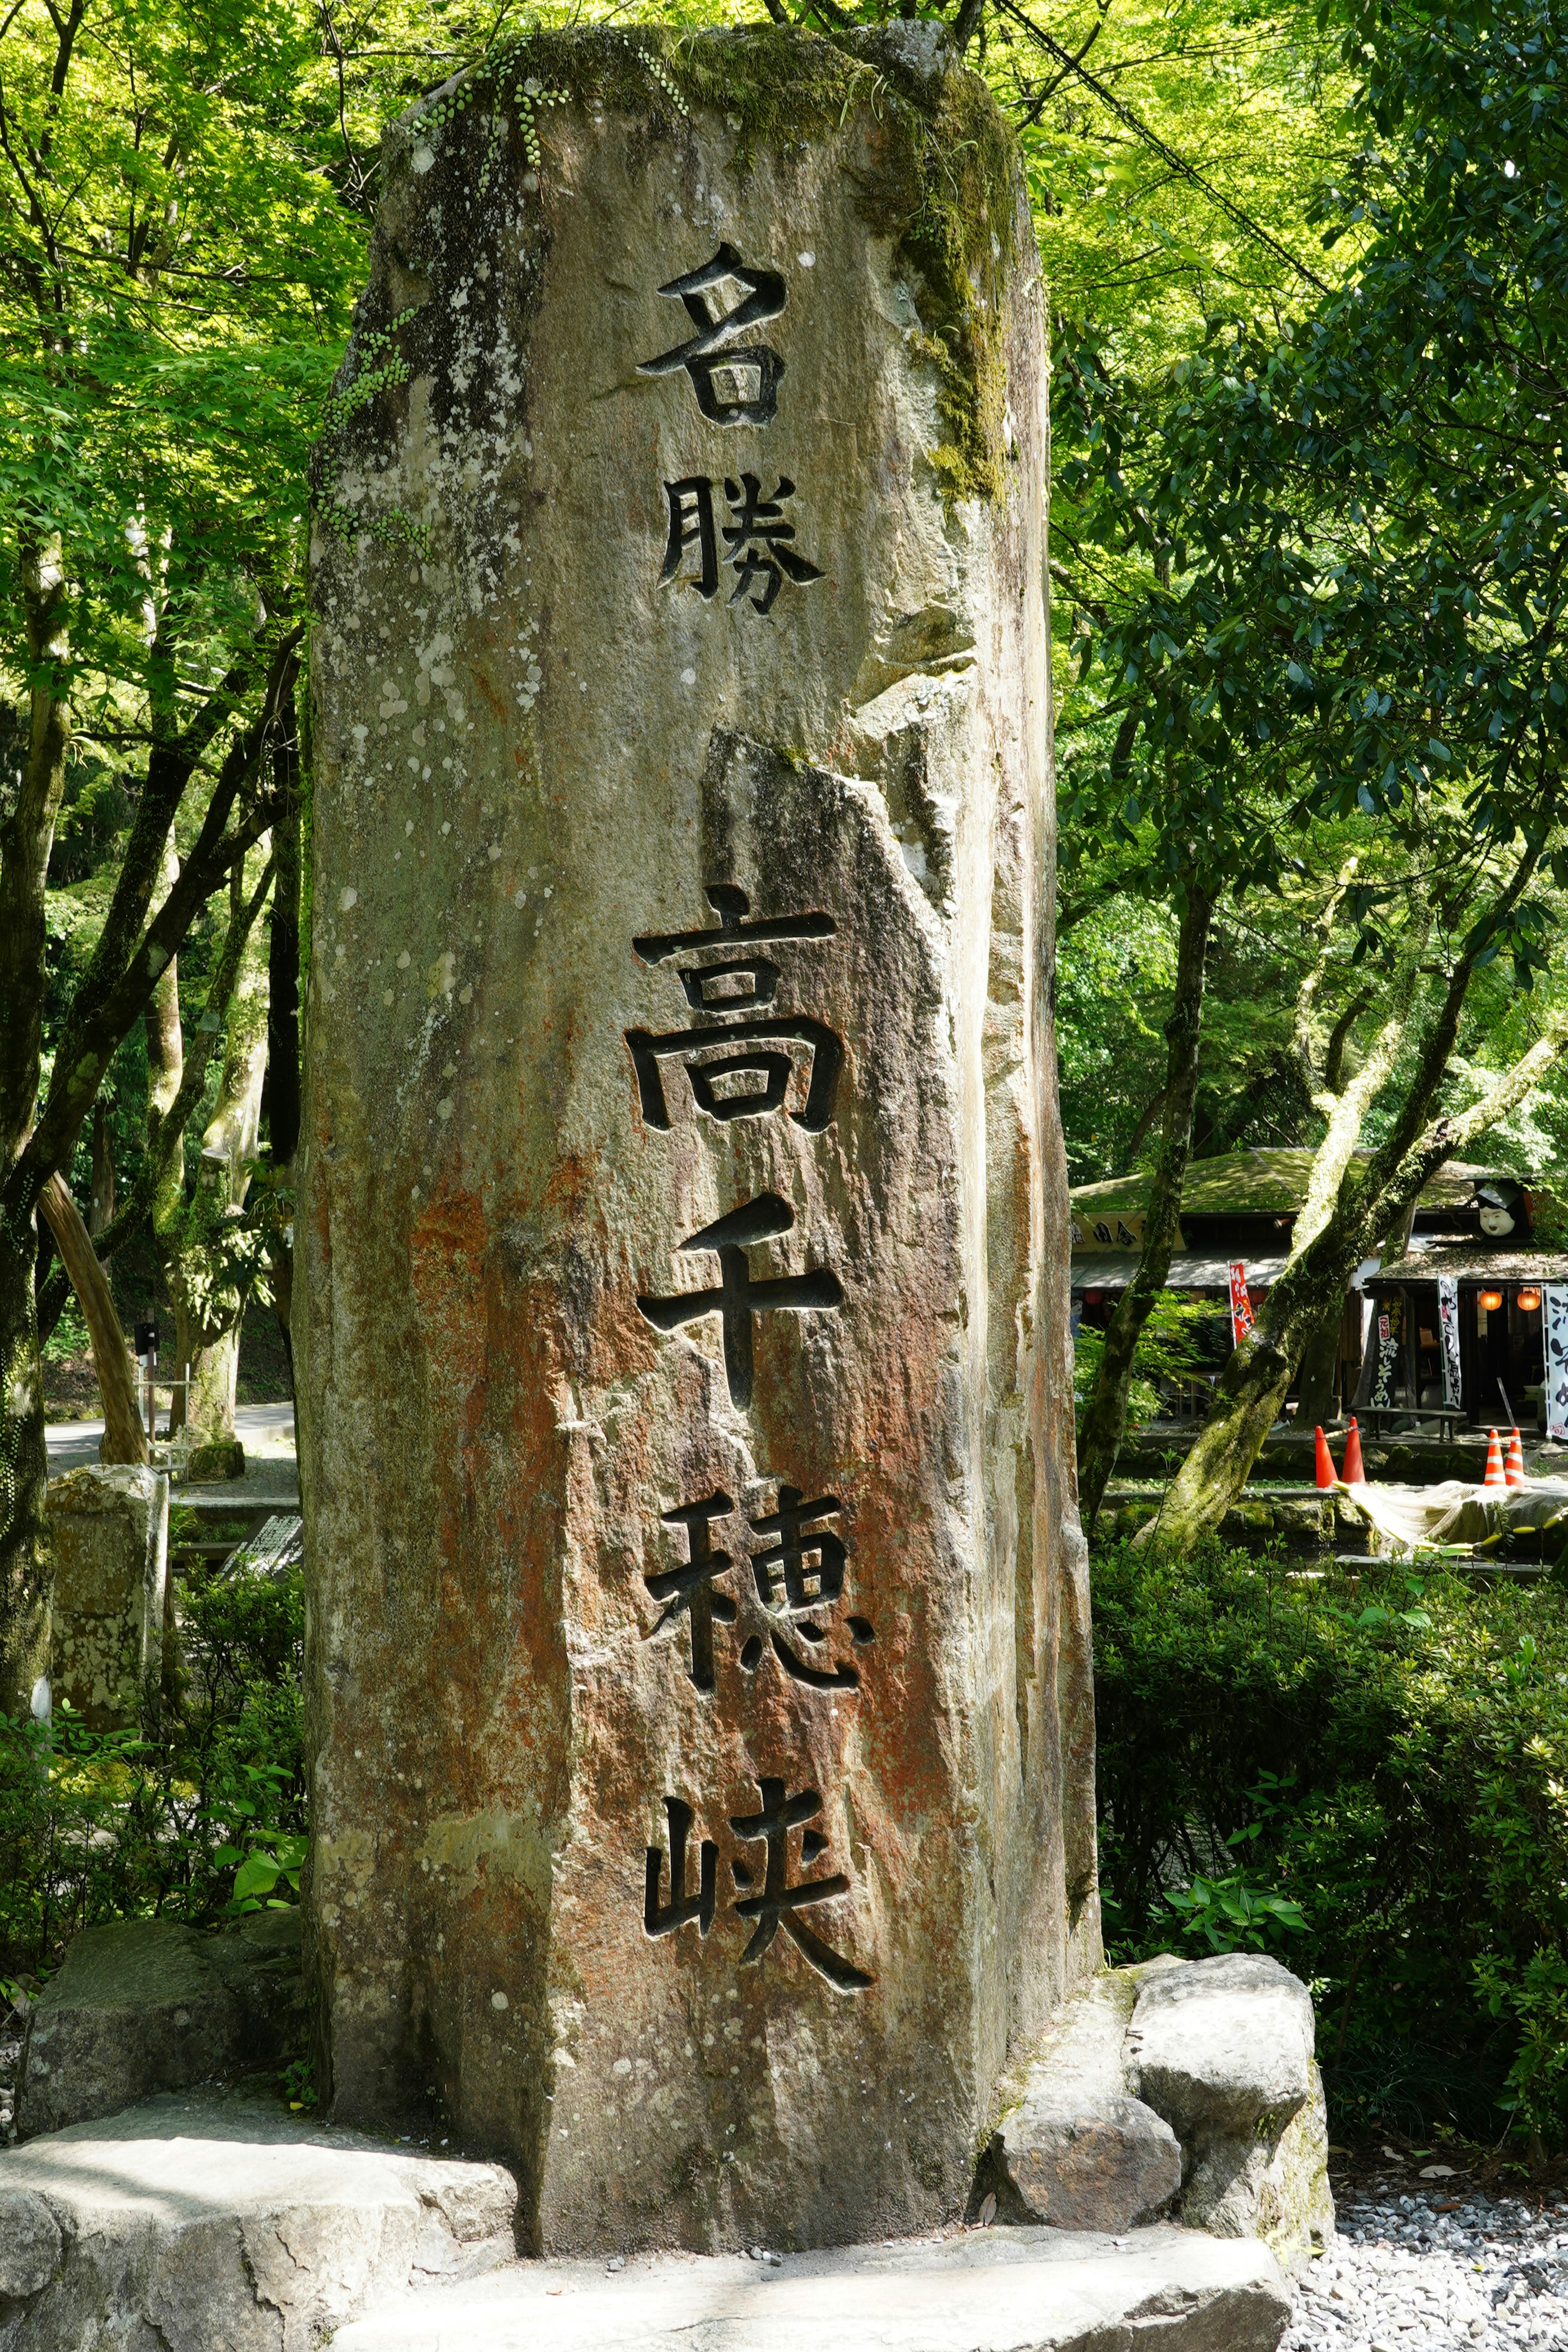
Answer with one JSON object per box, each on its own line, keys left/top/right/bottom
{"left": 0, "top": 1562, "right": 303, "bottom": 1978}
{"left": 1095, "top": 1536, "right": 1568, "bottom": 2140}
{"left": 1074, "top": 1290, "right": 1214, "bottom": 1426}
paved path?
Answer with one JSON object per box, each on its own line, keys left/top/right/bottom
{"left": 46, "top": 1399, "right": 296, "bottom": 1476}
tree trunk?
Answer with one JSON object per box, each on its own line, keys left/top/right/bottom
{"left": 1076, "top": 886, "right": 1212, "bottom": 1533}
{"left": 0, "top": 1169, "right": 52, "bottom": 1712}
{"left": 262, "top": 764, "right": 301, "bottom": 1381}
{"left": 0, "top": 543, "right": 73, "bottom": 1703}
{"left": 1294, "top": 1298, "right": 1344, "bottom": 1426}
{"left": 165, "top": 875, "right": 271, "bottom": 1439}
{"left": 88, "top": 1098, "right": 115, "bottom": 1235}
{"left": 145, "top": 840, "right": 187, "bottom": 1430}
{"left": 1139, "top": 1243, "right": 1355, "bottom": 1552}
{"left": 36, "top": 1175, "right": 147, "bottom": 1466}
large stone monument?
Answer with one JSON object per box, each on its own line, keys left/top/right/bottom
{"left": 302, "top": 23, "right": 1096, "bottom": 2254}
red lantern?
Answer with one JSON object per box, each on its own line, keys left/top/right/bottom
{"left": 1517, "top": 1288, "right": 1542, "bottom": 1314}
{"left": 1479, "top": 1289, "right": 1504, "bottom": 1313}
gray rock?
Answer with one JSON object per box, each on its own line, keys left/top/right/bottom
{"left": 1123, "top": 1955, "right": 1330, "bottom": 2272}
{"left": 16, "top": 1909, "right": 305, "bottom": 2138}
{"left": 44, "top": 1463, "right": 167, "bottom": 1732}
{"left": 982, "top": 1974, "right": 1181, "bottom": 2231}
{"left": 0, "top": 2188, "right": 61, "bottom": 2297}
{"left": 1127, "top": 1953, "right": 1315, "bottom": 2139}
{"left": 0, "top": 2089, "right": 517, "bottom": 2352}
{"left": 329, "top": 2225, "right": 1292, "bottom": 2352}
{"left": 184, "top": 1436, "right": 246, "bottom": 1483}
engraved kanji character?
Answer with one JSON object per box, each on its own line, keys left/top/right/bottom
{"left": 637, "top": 1192, "right": 842, "bottom": 1410}
{"left": 646, "top": 1491, "right": 738, "bottom": 1693}
{"left": 633, "top": 883, "right": 835, "bottom": 967}
{"left": 659, "top": 477, "right": 719, "bottom": 599}
{"left": 729, "top": 1777, "right": 873, "bottom": 1991}
{"left": 638, "top": 243, "right": 787, "bottom": 426}
{"left": 748, "top": 1486, "right": 871, "bottom": 1693}
{"left": 722, "top": 474, "right": 824, "bottom": 613}
{"left": 626, "top": 884, "right": 844, "bottom": 1133}
{"left": 645, "top": 1795, "right": 717, "bottom": 1938}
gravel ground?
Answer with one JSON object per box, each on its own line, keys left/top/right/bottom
{"left": 1286, "top": 2183, "right": 1568, "bottom": 2351}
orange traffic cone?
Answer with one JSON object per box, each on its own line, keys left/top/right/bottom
{"left": 1484, "top": 1429, "right": 1507, "bottom": 1488}
{"left": 1506, "top": 1428, "right": 1526, "bottom": 1487}
{"left": 1343, "top": 1419, "right": 1365, "bottom": 1484}
{"left": 1314, "top": 1425, "right": 1336, "bottom": 1488}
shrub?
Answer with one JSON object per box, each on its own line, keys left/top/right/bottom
{"left": 0, "top": 1562, "right": 305, "bottom": 1980}
{"left": 1093, "top": 1537, "right": 1568, "bottom": 2143}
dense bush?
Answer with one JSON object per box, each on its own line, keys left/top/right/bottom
{"left": 1094, "top": 1539, "right": 1568, "bottom": 2145}
{"left": 0, "top": 1558, "right": 305, "bottom": 1987}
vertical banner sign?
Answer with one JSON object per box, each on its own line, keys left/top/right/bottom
{"left": 1228, "top": 1261, "right": 1254, "bottom": 1346}
{"left": 1437, "top": 1273, "right": 1462, "bottom": 1408}
{"left": 1370, "top": 1297, "right": 1402, "bottom": 1410}
{"left": 1545, "top": 1285, "right": 1568, "bottom": 1441}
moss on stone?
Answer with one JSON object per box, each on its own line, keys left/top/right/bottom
{"left": 408, "top": 24, "right": 1024, "bottom": 508}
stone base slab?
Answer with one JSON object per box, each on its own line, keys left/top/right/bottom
{"left": 0, "top": 2091, "right": 516, "bottom": 2352}
{"left": 332, "top": 2227, "right": 1290, "bottom": 2352}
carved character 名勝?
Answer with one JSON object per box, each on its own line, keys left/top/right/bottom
{"left": 638, "top": 243, "right": 787, "bottom": 426}
{"left": 659, "top": 476, "right": 824, "bottom": 612}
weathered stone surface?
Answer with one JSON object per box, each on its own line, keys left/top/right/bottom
{"left": 1127, "top": 1955, "right": 1315, "bottom": 2141}
{"left": 0, "top": 2090, "right": 518, "bottom": 2352}
{"left": 16, "top": 1909, "right": 305, "bottom": 2138}
{"left": 301, "top": 24, "right": 1095, "bottom": 2255}
{"left": 1124, "top": 1954, "right": 1330, "bottom": 2273}
{"left": 1179, "top": 2063, "right": 1334, "bottom": 2275}
{"left": 331, "top": 2227, "right": 1292, "bottom": 2352}
{"left": 980, "top": 1972, "right": 1180, "bottom": 2231}
{"left": 974, "top": 1958, "right": 1332, "bottom": 2273}
{"left": 0, "top": 2187, "right": 62, "bottom": 2298}
{"left": 44, "top": 1463, "right": 167, "bottom": 1731}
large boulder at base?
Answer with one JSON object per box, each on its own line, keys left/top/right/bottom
{"left": 0, "top": 2091, "right": 517, "bottom": 2352}
{"left": 1126, "top": 1953, "right": 1314, "bottom": 2139}
{"left": 329, "top": 2227, "right": 1292, "bottom": 2352}
{"left": 16, "top": 1910, "right": 305, "bottom": 2140}
{"left": 979, "top": 1971, "right": 1181, "bottom": 2232}
{"left": 1126, "top": 1953, "right": 1333, "bottom": 2271}
{"left": 976, "top": 1955, "right": 1332, "bottom": 2274}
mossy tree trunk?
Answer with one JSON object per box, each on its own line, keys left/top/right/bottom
{"left": 163, "top": 861, "right": 272, "bottom": 1439}
{"left": 1143, "top": 989, "right": 1568, "bottom": 1552}
{"left": 0, "top": 540, "right": 73, "bottom": 1702}
{"left": 1076, "top": 886, "right": 1212, "bottom": 1533}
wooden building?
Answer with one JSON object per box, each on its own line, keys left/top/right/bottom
{"left": 1070, "top": 1150, "right": 1561, "bottom": 1426}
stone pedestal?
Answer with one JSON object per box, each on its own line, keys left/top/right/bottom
{"left": 45, "top": 1466, "right": 167, "bottom": 1732}
{"left": 302, "top": 23, "right": 1096, "bottom": 2254}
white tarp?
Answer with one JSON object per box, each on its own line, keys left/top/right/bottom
{"left": 1345, "top": 1474, "right": 1568, "bottom": 1556}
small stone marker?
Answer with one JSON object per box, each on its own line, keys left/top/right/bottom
{"left": 45, "top": 1465, "right": 167, "bottom": 1732}
{"left": 303, "top": 23, "right": 1096, "bottom": 2251}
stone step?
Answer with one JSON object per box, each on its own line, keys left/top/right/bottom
{"left": 0, "top": 2089, "right": 517, "bottom": 2352}
{"left": 332, "top": 2228, "right": 1291, "bottom": 2352}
